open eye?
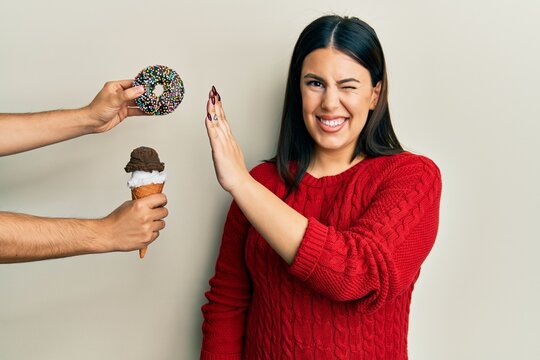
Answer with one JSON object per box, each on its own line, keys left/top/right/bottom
{"left": 307, "top": 80, "right": 324, "bottom": 88}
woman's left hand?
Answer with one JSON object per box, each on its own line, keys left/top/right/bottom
{"left": 205, "top": 86, "right": 251, "bottom": 193}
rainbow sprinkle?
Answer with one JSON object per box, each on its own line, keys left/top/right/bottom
{"left": 133, "top": 65, "right": 184, "bottom": 115}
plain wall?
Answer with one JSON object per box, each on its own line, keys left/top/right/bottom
{"left": 1, "top": 0, "right": 539, "bottom": 359}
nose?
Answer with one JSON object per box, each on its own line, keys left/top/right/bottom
{"left": 320, "top": 86, "right": 340, "bottom": 112}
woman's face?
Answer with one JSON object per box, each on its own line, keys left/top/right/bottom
{"left": 300, "top": 47, "right": 380, "bottom": 158}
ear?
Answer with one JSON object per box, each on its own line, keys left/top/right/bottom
{"left": 369, "top": 81, "right": 382, "bottom": 110}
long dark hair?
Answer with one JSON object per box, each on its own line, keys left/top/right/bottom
{"left": 272, "top": 15, "right": 403, "bottom": 194}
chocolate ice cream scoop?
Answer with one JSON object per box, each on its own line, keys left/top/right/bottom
{"left": 125, "top": 146, "right": 164, "bottom": 173}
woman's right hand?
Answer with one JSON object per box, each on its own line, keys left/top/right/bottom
{"left": 204, "top": 86, "right": 251, "bottom": 193}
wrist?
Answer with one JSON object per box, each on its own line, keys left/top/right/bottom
{"left": 229, "top": 173, "right": 256, "bottom": 198}
{"left": 77, "top": 106, "right": 100, "bottom": 134}
{"left": 85, "top": 218, "right": 113, "bottom": 253}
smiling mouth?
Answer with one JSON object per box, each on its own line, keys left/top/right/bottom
{"left": 316, "top": 116, "right": 348, "bottom": 127}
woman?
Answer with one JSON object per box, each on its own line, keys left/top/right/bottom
{"left": 201, "top": 15, "right": 442, "bottom": 359}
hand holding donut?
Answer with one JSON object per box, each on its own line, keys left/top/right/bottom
{"left": 205, "top": 86, "right": 251, "bottom": 193}
{"left": 84, "top": 80, "right": 147, "bottom": 134}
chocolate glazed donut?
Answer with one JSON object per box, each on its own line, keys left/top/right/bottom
{"left": 133, "top": 65, "right": 185, "bottom": 115}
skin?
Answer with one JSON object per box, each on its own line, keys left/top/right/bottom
{"left": 0, "top": 80, "right": 146, "bottom": 156}
{"left": 205, "top": 47, "right": 380, "bottom": 264}
{"left": 301, "top": 47, "right": 381, "bottom": 176}
{"left": 0, "top": 80, "right": 169, "bottom": 263}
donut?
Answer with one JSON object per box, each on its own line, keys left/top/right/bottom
{"left": 133, "top": 65, "right": 184, "bottom": 115}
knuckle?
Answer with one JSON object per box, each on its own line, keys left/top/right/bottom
{"left": 143, "top": 214, "right": 152, "bottom": 224}
{"left": 133, "top": 199, "right": 146, "bottom": 211}
{"left": 142, "top": 223, "right": 152, "bottom": 233}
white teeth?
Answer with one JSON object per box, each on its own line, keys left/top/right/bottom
{"left": 318, "top": 117, "right": 346, "bottom": 127}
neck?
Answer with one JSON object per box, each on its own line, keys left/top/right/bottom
{"left": 308, "top": 150, "right": 365, "bottom": 178}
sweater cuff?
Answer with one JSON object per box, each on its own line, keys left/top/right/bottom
{"left": 289, "top": 217, "right": 328, "bottom": 281}
{"left": 200, "top": 349, "right": 241, "bottom": 360}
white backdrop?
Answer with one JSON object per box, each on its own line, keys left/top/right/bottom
{"left": 1, "top": 0, "right": 539, "bottom": 359}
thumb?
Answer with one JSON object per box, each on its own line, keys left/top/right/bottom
{"left": 122, "top": 85, "right": 145, "bottom": 102}
{"left": 138, "top": 193, "right": 168, "bottom": 208}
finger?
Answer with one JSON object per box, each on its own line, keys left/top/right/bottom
{"left": 205, "top": 99, "right": 215, "bottom": 124}
{"left": 149, "top": 231, "right": 159, "bottom": 243}
{"left": 209, "top": 92, "right": 218, "bottom": 110}
{"left": 205, "top": 112, "right": 230, "bottom": 155}
{"left": 114, "top": 79, "right": 137, "bottom": 89}
{"left": 122, "top": 85, "right": 145, "bottom": 101}
{"left": 214, "top": 98, "right": 223, "bottom": 115}
{"left": 205, "top": 115, "right": 220, "bottom": 145}
{"left": 213, "top": 100, "right": 232, "bottom": 135}
{"left": 139, "top": 193, "right": 167, "bottom": 208}
{"left": 206, "top": 91, "right": 230, "bottom": 143}
{"left": 211, "top": 87, "right": 228, "bottom": 127}
{"left": 213, "top": 85, "right": 222, "bottom": 102}
{"left": 152, "top": 220, "right": 166, "bottom": 232}
{"left": 207, "top": 98, "right": 223, "bottom": 128}
{"left": 213, "top": 86, "right": 222, "bottom": 105}
{"left": 151, "top": 206, "right": 169, "bottom": 221}
{"left": 206, "top": 97, "right": 213, "bottom": 118}
{"left": 205, "top": 98, "right": 219, "bottom": 131}
{"left": 127, "top": 107, "right": 147, "bottom": 117}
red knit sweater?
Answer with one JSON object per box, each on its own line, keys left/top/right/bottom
{"left": 201, "top": 152, "right": 442, "bottom": 360}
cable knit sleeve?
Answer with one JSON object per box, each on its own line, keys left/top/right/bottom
{"left": 288, "top": 155, "right": 442, "bottom": 312}
{"left": 200, "top": 201, "right": 252, "bottom": 360}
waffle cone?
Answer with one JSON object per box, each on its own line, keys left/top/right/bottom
{"left": 131, "top": 182, "right": 164, "bottom": 258}
{"left": 131, "top": 183, "right": 164, "bottom": 200}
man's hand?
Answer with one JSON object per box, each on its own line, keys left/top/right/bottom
{"left": 0, "top": 79, "right": 148, "bottom": 156}
{"left": 84, "top": 80, "right": 146, "bottom": 133}
{"left": 97, "top": 193, "right": 168, "bottom": 252}
{"left": 0, "top": 193, "right": 168, "bottom": 263}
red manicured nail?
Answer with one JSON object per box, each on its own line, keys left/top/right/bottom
{"left": 212, "top": 86, "right": 221, "bottom": 101}
{"left": 211, "top": 96, "right": 216, "bottom": 105}
{"left": 207, "top": 113, "right": 212, "bottom": 121}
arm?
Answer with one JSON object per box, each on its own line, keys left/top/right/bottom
{"left": 0, "top": 193, "right": 168, "bottom": 263}
{"left": 201, "top": 201, "right": 252, "bottom": 359}
{"left": 205, "top": 89, "right": 442, "bottom": 310}
{"left": 0, "top": 80, "right": 145, "bottom": 156}
{"left": 287, "top": 158, "right": 441, "bottom": 310}
{"left": 205, "top": 92, "right": 307, "bottom": 264}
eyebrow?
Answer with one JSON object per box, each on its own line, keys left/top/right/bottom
{"left": 303, "top": 73, "right": 361, "bottom": 84}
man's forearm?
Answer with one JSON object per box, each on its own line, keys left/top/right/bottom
{"left": 0, "top": 108, "right": 93, "bottom": 156}
{"left": 0, "top": 211, "right": 105, "bottom": 263}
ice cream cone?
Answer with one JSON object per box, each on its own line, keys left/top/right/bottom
{"left": 125, "top": 146, "right": 166, "bottom": 259}
{"left": 131, "top": 183, "right": 164, "bottom": 200}
{"left": 131, "top": 182, "right": 165, "bottom": 258}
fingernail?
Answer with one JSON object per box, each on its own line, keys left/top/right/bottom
{"left": 212, "top": 86, "right": 221, "bottom": 101}
{"left": 211, "top": 96, "right": 215, "bottom": 105}
{"left": 207, "top": 113, "right": 212, "bottom": 121}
